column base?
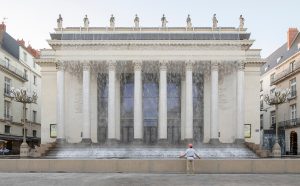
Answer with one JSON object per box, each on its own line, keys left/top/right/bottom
{"left": 106, "top": 139, "right": 119, "bottom": 146}
{"left": 158, "top": 139, "right": 169, "bottom": 146}
{"left": 20, "top": 142, "right": 30, "bottom": 158}
{"left": 56, "top": 138, "right": 66, "bottom": 144}
{"left": 81, "top": 138, "right": 92, "bottom": 144}
{"left": 235, "top": 139, "right": 245, "bottom": 144}
{"left": 132, "top": 139, "right": 143, "bottom": 146}
{"left": 209, "top": 138, "right": 220, "bottom": 145}
{"left": 272, "top": 142, "right": 281, "bottom": 158}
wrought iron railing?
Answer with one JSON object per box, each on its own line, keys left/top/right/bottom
{"left": 4, "top": 114, "right": 13, "bottom": 121}
{"left": 278, "top": 118, "right": 300, "bottom": 128}
{"left": 272, "top": 60, "right": 300, "bottom": 84}
{"left": 0, "top": 59, "right": 28, "bottom": 81}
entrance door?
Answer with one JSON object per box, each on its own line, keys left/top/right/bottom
{"left": 290, "top": 131, "right": 298, "bottom": 155}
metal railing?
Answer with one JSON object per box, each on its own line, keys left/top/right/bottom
{"left": 0, "top": 59, "right": 28, "bottom": 81}
{"left": 4, "top": 114, "right": 13, "bottom": 121}
{"left": 278, "top": 118, "right": 300, "bottom": 128}
{"left": 272, "top": 60, "right": 300, "bottom": 84}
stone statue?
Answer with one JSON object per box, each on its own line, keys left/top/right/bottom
{"left": 212, "top": 14, "right": 218, "bottom": 28}
{"left": 186, "top": 14, "right": 192, "bottom": 28}
{"left": 161, "top": 14, "right": 168, "bottom": 28}
{"left": 110, "top": 14, "right": 115, "bottom": 28}
{"left": 239, "top": 15, "right": 245, "bottom": 29}
{"left": 57, "top": 14, "right": 63, "bottom": 29}
{"left": 83, "top": 15, "right": 89, "bottom": 28}
{"left": 134, "top": 14, "right": 139, "bottom": 28}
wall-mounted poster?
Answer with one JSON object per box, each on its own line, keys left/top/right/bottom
{"left": 244, "top": 124, "right": 251, "bottom": 138}
{"left": 50, "top": 124, "right": 57, "bottom": 138}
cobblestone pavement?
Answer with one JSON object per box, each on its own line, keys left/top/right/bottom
{"left": 0, "top": 173, "right": 299, "bottom": 186}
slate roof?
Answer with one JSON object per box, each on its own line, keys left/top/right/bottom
{"left": 261, "top": 33, "right": 300, "bottom": 75}
{"left": 0, "top": 32, "right": 19, "bottom": 60}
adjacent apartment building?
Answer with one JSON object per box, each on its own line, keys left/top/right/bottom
{"left": 0, "top": 22, "right": 41, "bottom": 154}
{"left": 260, "top": 28, "right": 300, "bottom": 155}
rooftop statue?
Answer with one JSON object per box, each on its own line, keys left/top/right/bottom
{"left": 161, "top": 14, "right": 168, "bottom": 28}
{"left": 83, "top": 15, "right": 89, "bottom": 28}
{"left": 110, "top": 14, "right": 115, "bottom": 28}
{"left": 239, "top": 15, "right": 245, "bottom": 29}
{"left": 186, "top": 14, "right": 192, "bottom": 28}
{"left": 212, "top": 14, "right": 218, "bottom": 28}
{"left": 134, "top": 14, "right": 139, "bottom": 28}
{"left": 57, "top": 14, "right": 63, "bottom": 29}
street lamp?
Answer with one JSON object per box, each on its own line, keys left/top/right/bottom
{"left": 9, "top": 87, "right": 37, "bottom": 157}
{"left": 264, "top": 88, "right": 289, "bottom": 158}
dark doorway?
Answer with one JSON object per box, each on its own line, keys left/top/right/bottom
{"left": 290, "top": 131, "right": 298, "bottom": 155}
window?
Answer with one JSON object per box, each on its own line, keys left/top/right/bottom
{"left": 4, "top": 57, "right": 9, "bottom": 68}
{"left": 260, "top": 95, "right": 264, "bottom": 110}
{"left": 4, "top": 101, "right": 11, "bottom": 119}
{"left": 23, "top": 69, "right": 28, "bottom": 80}
{"left": 290, "top": 61, "right": 295, "bottom": 72}
{"left": 32, "top": 130, "right": 37, "bottom": 137}
{"left": 270, "top": 73, "right": 275, "bottom": 84}
{"left": 290, "top": 78, "right": 296, "bottom": 97}
{"left": 271, "top": 111, "right": 276, "bottom": 125}
{"left": 290, "top": 104, "right": 297, "bottom": 120}
{"left": 260, "top": 81, "right": 263, "bottom": 91}
{"left": 260, "top": 114, "right": 263, "bottom": 130}
{"left": 32, "top": 110, "right": 37, "bottom": 123}
{"left": 277, "top": 56, "right": 282, "bottom": 63}
{"left": 33, "top": 61, "right": 36, "bottom": 68}
{"left": 4, "top": 125, "right": 10, "bottom": 134}
{"left": 33, "top": 75, "right": 37, "bottom": 85}
{"left": 4, "top": 77, "right": 11, "bottom": 95}
{"left": 23, "top": 52, "right": 27, "bottom": 62}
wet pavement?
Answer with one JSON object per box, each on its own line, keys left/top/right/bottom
{"left": 0, "top": 173, "right": 299, "bottom": 186}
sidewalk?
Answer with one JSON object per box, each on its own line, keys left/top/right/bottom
{"left": 0, "top": 173, "right": 299, "bottom": 186}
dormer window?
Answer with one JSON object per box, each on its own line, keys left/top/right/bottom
{"left": 277, "top": 56, "right": 283, "bottom": 63}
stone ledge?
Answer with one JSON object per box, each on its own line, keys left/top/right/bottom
{"left": 0, "top": 159, "right": 299, "bottom": 173}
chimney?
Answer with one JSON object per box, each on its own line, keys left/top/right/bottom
{"left": 0, "top": 22, "right": 6, "bottom": 32}
{"left": 287, "top": 28, "right": 299, "bottom": 50}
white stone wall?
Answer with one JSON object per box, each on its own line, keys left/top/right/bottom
{"left": 245, "top": 65, "right": 261, "bottom": 144}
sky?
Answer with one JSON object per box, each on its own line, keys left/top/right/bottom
{"left": 0, "top": 0, "right": 299, "bottom": 58}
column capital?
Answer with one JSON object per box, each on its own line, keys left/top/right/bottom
{"left": 108, "top": 61, "right": 116, "bottom": 71}
{"left": 211, "top": 61, "right": 219, "bottom": 71}
{"left": 56, "top": 61, "right": 66, "bottom": 71}
{"left": 82, "top": 61, "right": 91, "bottom": 71}
{"left": 185, "top": 60, "right": 194, "bottom": 71}
{"left": 133, "top": 60, "right": 142, "bottom": 71}
{"left": 237, "top": 61, "right": 245, "bottom": 70}
{"left": 159, "top": 60, "right": 168, "bottom": 71}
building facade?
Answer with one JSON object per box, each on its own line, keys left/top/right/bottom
{"left": 0, "top": 22, "right": 41, "bottom": 153}
{"left": 260, "top": 28, "right": 300, "bottom": 155}
{"left": 36, "top": 15, "right": 264, "bottom": 145}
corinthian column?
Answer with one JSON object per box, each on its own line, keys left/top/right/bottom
{"left": 82, "top": 61, "right": 91, "bottom": 143}
{"left": 185, "top": 60, "right": 194, "bottom": 142}
{"left": 133, "top": 60, "right": 143, "bottom": 143}
{"left": 236, "top": 61, "right": 245, "bottom": 143}
{"left": 210, "top": 61, "right": 219, "bottom": 144}
{"left": 56, "top": 61, "right": 66, "bottom": 143}
{"left": 158, "top": 60, "right": 168, "bottom": 144}
{"left": 108, "top": 61, "right": 117, "bottom": 143}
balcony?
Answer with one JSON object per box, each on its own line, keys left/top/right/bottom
{"left": 278, "top": 118, "right": 300, "bottom": 128}
{"left": 0, "top": 59, "right": 28, "bottom": 82}
{"left": 271, "top": 60, "right": 300, "bottom": 85}
{"left": 4, "top": 114, "right": 13, "bottom": 122}
{"left": 288, "top": 90, "right": 297, "bottom": 100}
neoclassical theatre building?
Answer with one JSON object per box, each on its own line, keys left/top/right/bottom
{"left": 36, "top": 15, "right": 264, "bottom": 145}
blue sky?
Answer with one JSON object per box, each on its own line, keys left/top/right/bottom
{"left": 0, "top": 0, "right": 299, "bottom": 57}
